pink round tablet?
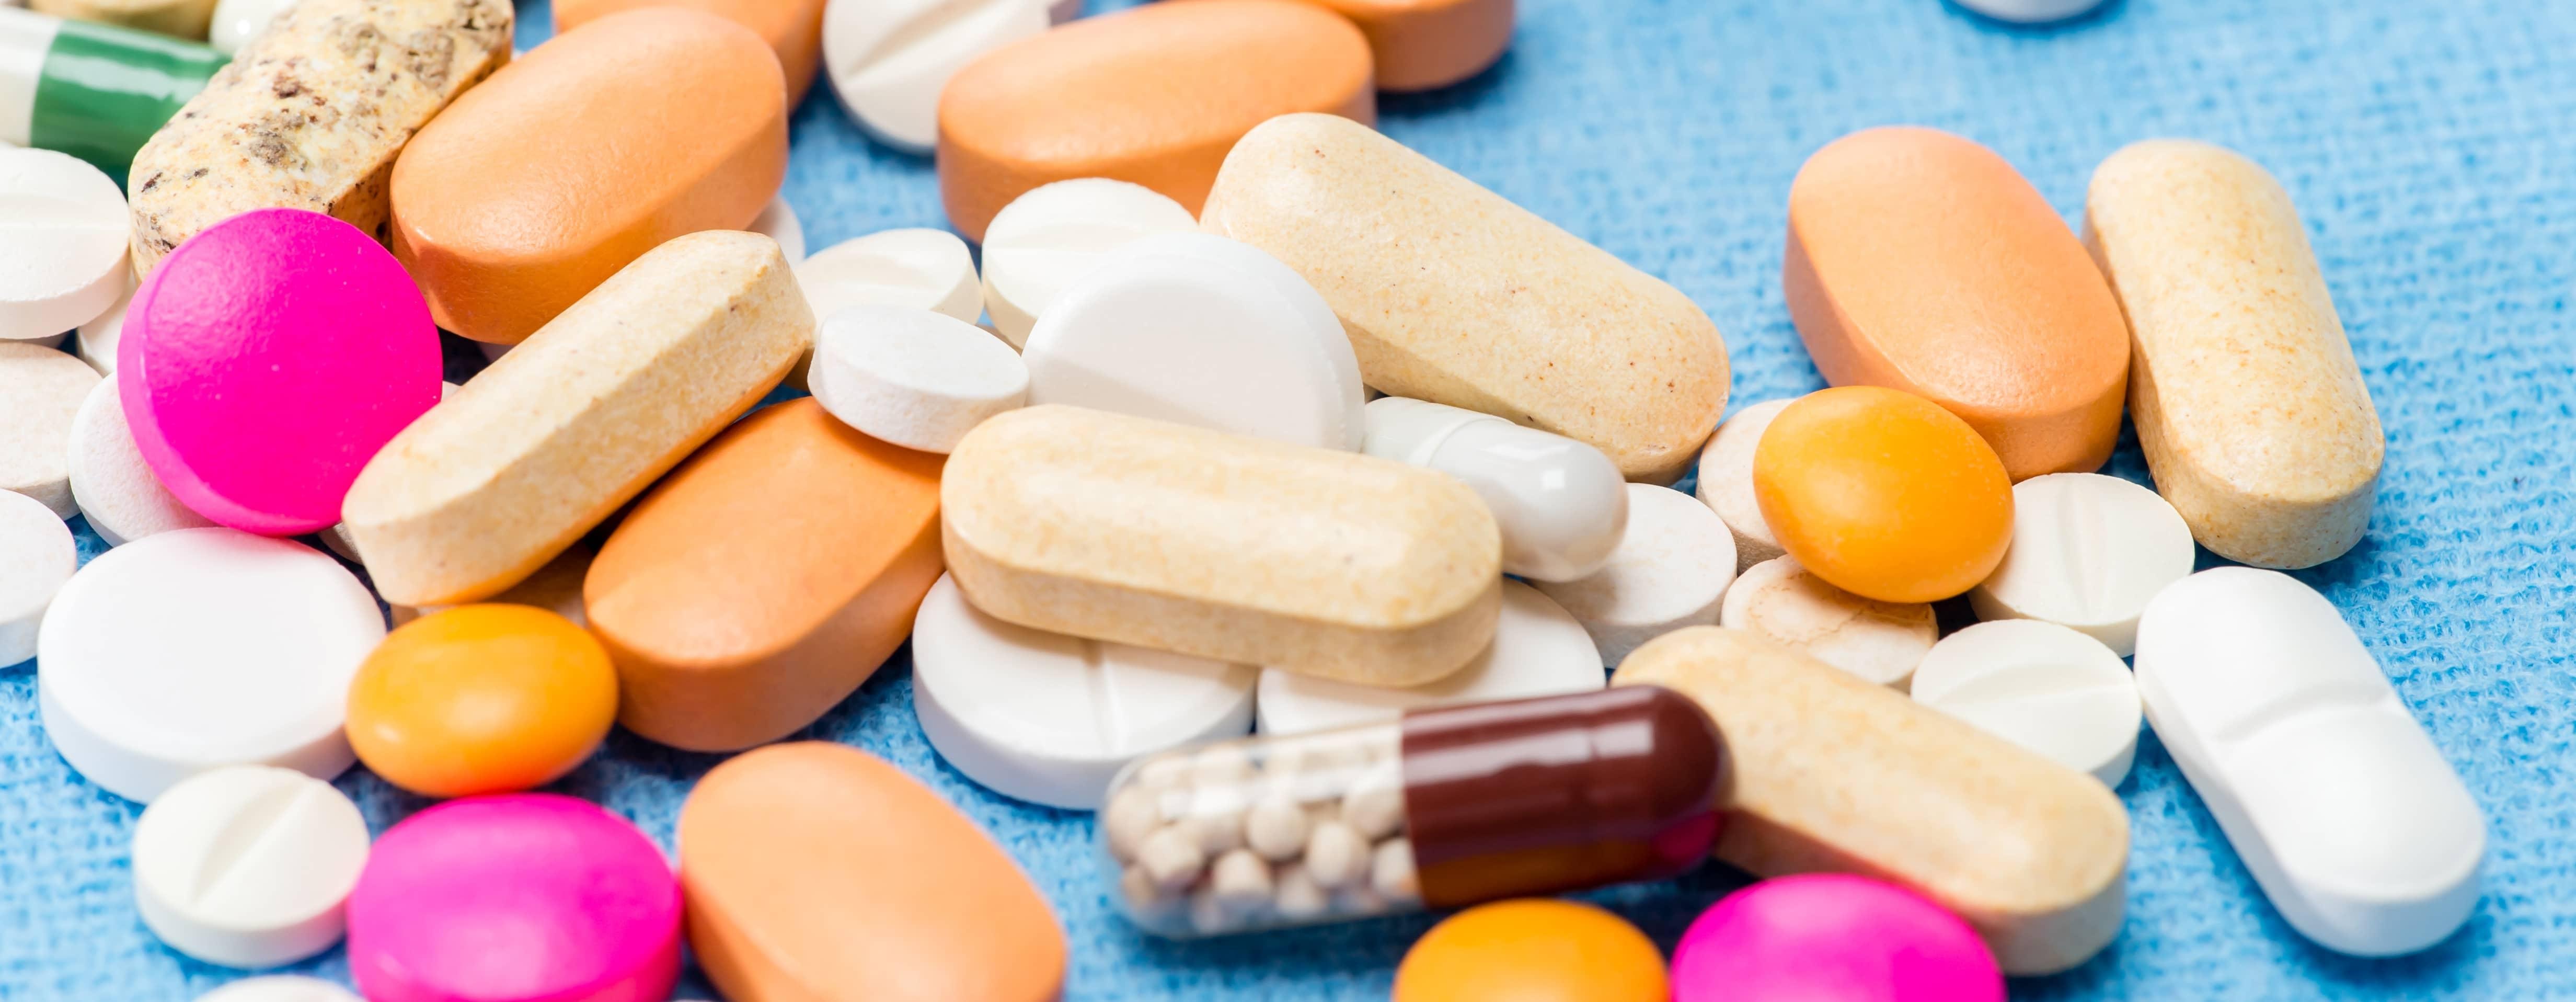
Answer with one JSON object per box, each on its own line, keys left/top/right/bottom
{"left": 120, "top": 208, "right": 440, "bottom": 536}
{"left": 347, "top": 794, "right": 681, "bottom": 1002}
{"left": 1672, "top": 874, "right": 2004, "bottom": 1001}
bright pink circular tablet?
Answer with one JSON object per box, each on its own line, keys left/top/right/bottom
{"left": 120, "top": 208, "right": 440, "bottom": 536}
{"left": 1672, "top": 874, "right": 2005, "bottom": 1001}
{"left": 347, "top": 794, "right": 682, "bottom": 1002}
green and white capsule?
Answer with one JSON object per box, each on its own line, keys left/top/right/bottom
{"left": 1, "top": 7, "right": 224, "bottom": 176}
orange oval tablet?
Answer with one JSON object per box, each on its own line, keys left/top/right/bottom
{"left": 680, "top": 742, "right": 1066, "bottom": 1002}
{"left": 1784, "top": 127, "right": 2129, "bottom": 481}
{"left": 585, "top": 398, "right": 942, "bottom": 752}
{"left": 346, "top": 604, "right": 619, "bottom": 798}
{"left": 936, "top": 0, "right": 1374, "bottom": 242}
{"left": 1753, "top": 386, "right": 2012, "bottom": 604}
{"left": 1295, "top": 0, "right": 1512, "bottom": 92}
{"left": 554, "top": 0, "right": 825, "bottom": 105}
{"left": 389, "top": 8, "right": 788, "bottom": 345}
{"left": 1393, "top": 899, "right": 1667, "bottom": 1002}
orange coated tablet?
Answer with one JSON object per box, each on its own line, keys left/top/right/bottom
{"left": 389, "top": 8, "right": 788, "bottom": 345}
{"left": 585, "top": 398, "right": 943, "bottom": 752}
{"left": 345, "top": 605, "right": 618, "bottom": 798}
{"left": 1291, "top": 0, "right": 1513, "bottom": 92}
{"left": 554, "top": 0, "right": 826, "bottom": 105}
{"left": 1754, "top": 386, "right": 2012, "bottom": 604}
{"left": 1785, "top": 127, "right": 2129, "bottom": 481}
{"left": 680, "top": 742, "right": 1066, "bottom": 1002}
{"left": 936, "top": 0, "right": 1374, "bottom": 242}
{"left": 1393, "top": 899, "right": 1668, "bottom": 1002}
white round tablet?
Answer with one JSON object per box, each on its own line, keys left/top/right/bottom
{"left": 197, "top": 976, "right": 363, "bottom": 1002}
{"left": 67, "top": 377, "right": 216, "bottom": 547}
{"left": 1025, "top": 232, "right": 1365, "bottom": 450}
{"left": 37, "top": 528, "right": 384, "bottom": 802}
{"left": 1693, "top": 396, "right": 1795, "bottom": 573}
{"left": 1721, "top": 555, "right": 1936, "bottom": 690}
{"left": 1911, "top": 619, "right": 2141, "bottom": 787}
{"left": 1531, "top": 484, "right": 1738, "bottom": 667}
{"left": 981, "top": 178, "right": 1198, "bottom": 348}
{"left": 0, "top": 489, "right": 75, "bottom": 666}
{"left": 208, "top": 0, "right": 298, "bottom": 54}
{"left": 1971, "top": 472, "right": 2195, "bottom": 657}
{"left": 791, "top": 227, "right": 985, "bottom": 389}
{"left": 751, "top": 194, "right": 807, "bottom": 263}
{"left": 911, "top": 573, "right": 1257, "bottom": 810}
{"left": 1257, "top": 581, "right": 1604, "bottom": 736}
{"left": 2, "top": 339, "right": 101, "bottom": 517}
{"left": 133, "top": 765, "right": 370, "bottom": 968}
{"left": 0, "top": 146, "right": 128, "bottom": 342}
{"left": 823, "top": 0, "right": 1045, "bottom": 151}
{"left": 1950, "top": 0, "right": 2104, "bottom": 25}
{"left": 810, "top": 305, "right": 1028, "bottom": 453}
{"left": 75, "top": 275, "right": 132, "bottom": 374}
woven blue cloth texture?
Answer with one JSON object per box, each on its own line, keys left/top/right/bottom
{"left": 4, "top": 0, "right": 2572, "bottom": 996}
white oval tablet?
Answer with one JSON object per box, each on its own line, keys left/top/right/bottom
{"left": 0, "top": 147, "right": 127, "bottom": 342}
{"left": 911, "top": 573, "right": 1257, "bottom": 809}
{"left": 1910, "top": 619, "right": 2140, "bottom": 786}
{"left": 197, "top": 976, "right": 363, "bottom": 1002}
{"left": 1693, "top": 396, "right": 1794, "bottom": 573}
{"left": 1363, "top": 396, "right": 1627, "bottom": 583}
{"left": 1720, "top": 554, "right": 1936, "bottom": 690}
{"left": 0, "top": 488, "right": 75, "bottom": 666}
{"left": 37, "top": 528, "right": 384, "bottom": 802}
{"left": 133, "top": 765, "right": 370, "bottom": 968}
{"left": 810, "top": 305, "right": 1028, "bottom": 453}
{"left": 3, "top": 339, "right": 101, "bottom": 517}
{"left": 751, "top": 195, "right": 807, "bottom": 263}
{"left": 1025, "top": 231, "right": 1365, "bottom": 450}
{"left": 208, "top": 0, "right": 298, "bottom": 54}
{"left": 823, "top": 0, "right": 1046, "bottom": 151}
{"left": 1973, "top": 472, "right": 2195, "bottom": 657}
{"left": 1531, "top": 483, "right": 1738, "bottom": 667}
{"left": 1257, "top": 581, "right": 1603, "bottom": 736}
{"left": 67, "top": 376, "right": 217, "bottom": 547}
{"left": 75, "top": 275, "right": 132, "bottom": 374}
{"left": 2135, "top": 567, "right": 2483, "bottom": 957}
{"left": 981, "top": 178, "right": 1198, "bottom": 348}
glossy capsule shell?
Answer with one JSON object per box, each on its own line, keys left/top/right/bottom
{"left": 1363, "top": 396, "right": 1627, "bottom": 583}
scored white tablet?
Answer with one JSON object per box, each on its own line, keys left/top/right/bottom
{"left": 981, "top": 178, "right": 1198, "bottom": 348}
{"left": 0, "top": 147, "right": 128, "bottom": 343}
{"left": 1532, "top": 484, "right": 1738, "bottom": 666}
{"left": 823, "top": 0, "right": 1045, "bottom": 151}
{"left": 1693, "top": 397, "right": 1796, "bottom": 573}
{"left": 1257, "top": 581, "right": 1604, "bottom": 736}
{"left": 1973, "top": 472, "right": 2195, "bottom": 657}
{"left": 133, "top": 765, "right": 370, "bottom": 968}
{"left": 1910, "top": 619, "right": 2141, "bottom": 786}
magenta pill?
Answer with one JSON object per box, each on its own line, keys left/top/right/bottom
{"left": 1672, "top": 874, "right": 2005, "bottom": 1001}
{"left": 347, "top": 794, "right": 682, "bottom": 1002}
{"left": 120, "top": 207, "right": 440, "bottom": 536}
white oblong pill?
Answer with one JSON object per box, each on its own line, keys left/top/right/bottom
{"left": 1531, "top": 483, "right": 1738, "bottom": 666}
{"left": 1256, "top": 580, "right": 1603, "bottom": 736}
{"left": 196, "top": 976, "right": 364, "bottom": 1002}
{"left": 823, "top": 0, "right": 1045, "bottom": 152}
{"left": 37, "top": 527, "right": 383, "bottom": 802}
{"left": 132, "top": 765, "right": 369, "bottom": 968}
{"left": 2135, "top": 567, "right": 2483, "bottom": 957}
{"left": 207, "top": 0, "right": 296, "bottom": 54}
{"left": 1950, "top": 0, "right": 2103, "bottom": 24}
{"left": 1973, "top": 472, "right": 2195, "bottom": 657}
{"left": 1693, "top": 396, "right": 1794, "bottom": 573}
{"left": 811, "top": 305, "right": 1028, "bottom": 453}
{"left": 1025, "top": 231, "right": 1365, "bottom": 451}
{"left": 1910, "top": 619, "right": 2141, "bottom": 786}
{"left": 67, "top": 376, "right": 215, "bottom": 547}
{"left": 1363, "top": 396, "right": 1627, "bottom": 583}
{"left": 75, "top": 274, "right": 132, "bottom": 374}
{"left": 0, "top": 488, "right": 74, "bottom": 666}
{"left": 3, "top": 339, "right": 101, "bottom": 517}
{"left": 911, "top": 573, "right": 1257, "bottom": 809}
{"left": 0, "top": 147, "right": 126, "bottom": 342}
{"left": 1720, "top": 554, "right": 1935, "bottom": 690}
{"left": 981, "top": 178, "right": 1198, "bottom": 348}
{"left": 751, "top": 195, "right": 807, "bottom": 263}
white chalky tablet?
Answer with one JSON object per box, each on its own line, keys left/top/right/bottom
{"left": 2, "top": 340, "right": 101, "bottom": 517}
{"left": 0, "top": 147, "right": 127, "bottom": 342}
{"left": 1693, "top": 397, "right": 1793, "bottom": 573}
{"left": 810, "top": 305, "right": 1028, "bottom": 453}
{"left": 37, "top": 528, "right": 384, "bottom": 802}
{"left": 1973, "top": 472, "right": 2196, "bottom": 657}
{"left": 1025, "top": 231, "right": 1365, "bottom": 450}
{"left": 0, "top": 489, "right": 74, "bottom": 666}
{"left": 2135, "top": 567, "right": 2483, "bottom": 956}
{"left": 911, "top": 573, "right": 1257, "bottom": 809}
{"left": 1720, "top": 555, "right": 1936, "bottom": 690}
{"left": 1910, "top": 620, "right": 2141, "bottom": 786}
{"left": 196, "top": 976, "right": 364, "bottom": 1002}
{"left": 132, "top": 765, "right": 369, "bottom": 968}
{"left": 980, "top": 178, "right": 1197, "bottom": 348}
{"left": 74, "top": 275, "right": 132, "bottom": 374}
{"left": 822, "top": 0, "right": 1045, "bottom": 152}
{"left": 1363, "top": 396, "right": 1627, "bottom": 582}
{"left": 795, "top": 228, "right": 983, "bottom": 325}
{"left": 67, "top": 376, "right": 217, "bottom": 547}
{"left": 1256, "top": 582, "right": 1603, "bottom": 735}
{"left": 1531, "top": 484, "right": 1738, "bottom": 666}
{"left": 1950, "top": 0, "right": 2104, "bottom": 25}
{"left": 750, "top": 195, "right": 806, "bottom": 263}
{"left": 208, "top": 0, "right": 298, "bottom": 54}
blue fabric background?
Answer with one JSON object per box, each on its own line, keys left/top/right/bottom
{"left": 5, "top": 0, "right": 2572, "bottom": 996}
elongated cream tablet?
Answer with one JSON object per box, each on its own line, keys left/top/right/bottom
{"left": 980, "top": 177, "right": 1197, "bottom": 348}
{"left": 1256, "top": 581, "right": 1603, "bottom": 736}
{"left": 66, "top": 375, "right": 215, "bottom": 546}
{"left": 1911, "top": 620, "right": 2140, "bottom": 787}
{"left": 1, "top": 146, "right": 125, "bottom": 342}
{"left": 1720, "top": 555, "right": 1934, "bottom": 690}
{"left": 1365, "top": 396, "right": 1627, "bottom": 582}
{"left": 0, "top": 489, "right": 75, "bottom": 666}
{"left": 133, "top": 765, "right": 369, "bottom": 967}
{"left": 1531, "top": 484, "right": 1736, "bottom": 666}
{"left": 1972, "top": 472, "right": 2194, "bottom": 657}
{"left": 1693, "top": 397, "right": 1793, "bottom": 572}
{"left": 811, "top": 305, "right": 1026, "bottom": 453}
{"left": 790, "top": 226, "right": 982, "bottom": 389}
{"left": 2, "top": 339, "right": 99, "bottom": 516}
{"left": 824, "top": 0, "right": 1044, "bottom": 152}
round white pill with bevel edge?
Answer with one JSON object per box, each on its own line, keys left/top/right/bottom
{"left": 1256, "top": 581, "right": 1603, "bottom": 736}
{"left": 196, "top": 976, "right": 364, "bottom": 1002}
{"left": 824, "top": 0, "right": 1045, "bottom": 151}
{"left": 133, "top": 765, "right": 370, "bottom": 968}
{"left": 0, "top": 146, "right": 128, "bottom": 342}
{"left": 1910, "top": 619, "right": 2141, "bottom": 787}
{"left": 67, "top": 375, "right": 217, "bottom": 547}
{"left": 1694, "top": 396, "right": 1795, "bottom": 573}
{"left": 0, "top": 489, "right": 75, "bottom": 666}
{"left": 981, "top": 178, "right": 1198, "bottom": 349}
{"left": 1721, "top": 554, "right": 1935, "bottom": 690}
{"left": 75, "top": 277, "right": 133, "bottom": 374}
{"left": 1532, "top": 483, "right": 1737, "bottom": 667}
{"left": 811, "top": 305, "right": 1027, "bottom": 453}
{"left": 1972, "top": 472, "right": 2195, "bottom": 658}
{"left": 3, "top": 339, "right": 102, "bottom": 517}
{"left": 790, "top": 227, "right": 984, "bottom": 389}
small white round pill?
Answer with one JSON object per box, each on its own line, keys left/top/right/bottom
{"left": 1722, "top": 555, "right": 1937, "bottom": 689}
{"left": 1137, "top": 825, "right": 1206, "bottom": 892}
{"left": 3, "top": 340, "right": 102, "bottom": 517}
{"left": 1209, "top": 848, "right": 1273, "bottom": 907}
{"left": 207, "top": 0, "right": 299, "bottom": 53}
{"left": 0, "top": 489, "right": 75, "bottom": 666}
{"left": 1303, "top": 821, "right": 1369, "bottom": 889}
{"left": 1973, "top": 472, "right": 2196, "bottom": 657}
{"left": 0, "top": 147, "right": 128, "bottom": 343}
{"left": 823, "top": 0, "right": 1046, "bottom": 151}
{"left": 1532, "top": 483, "right": 1739, "bottom": 666}
{"left": 1694, "top": 397, "right": 1795, "bottom": 572}
{"left": 74, "top": 277, "right": 132, "bottom": 374}
{"left": 67, "top": 377, "right": 216, "bottom": 547}
{"left": 980, "top": 178, "right": 1198, "bottom": 348}
{"left": 195, "top": 976, "right": 363, "bottom": 1002}
{"left": 811, "top": 305, "right": 1027, "bottom": 453}
{"left": 1911, "top": 619, "right": 2142, "bottom": 787}
{"left": 1339, "top": 767, "right": 1405, "bottom": 841}
{"left": 1363, "top": 396, "right": 1628, "bottom": 582}
{"left": 750, "top": 194, "right": 806, "bottom": 263}
{"left": 1950, "top": 0, "right": 2105, "bottom": 25}
{"left": 1371, "top": 837, "right": 1419, "bottom": 902}
{"left": 133, "top": 766, "right": 369, "bottom": 967}
{"left": 1257, "top": 581, "right": 1604, "bottom": 735}
{"left": 1244, "top": 793, "right": 1309, "bottom": 862}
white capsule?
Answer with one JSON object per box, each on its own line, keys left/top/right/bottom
{"left": 1532, "top": 484, "right": 1738, "bottom": 665}
{"left": 1721, "top": 555, "right": 1935, "bottom": 690}
{"left": 980, "top": 178, "right": 1198, "bottom": 348}
{"left": 1364, "top": 396, "right": 1627, "bottom": 582}
{"left": 1693, "top": 397, "right": 1795, "bottom": 572}
{"left": 1973, "top": 472, "right": 2196, "bottom": 657}
{"left": 132, "top": 766, "right": 370, "bottom": 968}
{"left": 1911, "top": 620, "right": 2142, "bottom": 787}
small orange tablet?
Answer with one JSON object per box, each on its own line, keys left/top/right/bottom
{"left": 1394, "top": 899, "right": 1668, "bottom": 1002}
{"left": 554, "top": 0, "right": 827, "bottom": 105}
{"left": 346, "top": 605, "right": 618, "bottom": 798}
{"left": 1754, "top": 386, "right": 2014, "bottom": 604}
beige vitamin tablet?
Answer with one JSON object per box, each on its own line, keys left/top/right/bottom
{"left": 1203, "top": 113, "right": 1731, "bottom": 484}
{"left": 1720, "top": 555, "right": 1935, "bottom": 690}
{"left": 944, "top": 404, "right": 1501, "bottom": 687}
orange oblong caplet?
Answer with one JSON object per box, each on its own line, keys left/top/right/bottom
{"left": 553, "top": 0, "right": 826, "bottom": 105}
{"left": 389, "top": 7, "right": 788, "bottom": 346}
{"left": 936, "top": 0, "right": 1375, "bottom": 242}
{"left": 1784, "top": 126, "right": 2130, "bottom": 481}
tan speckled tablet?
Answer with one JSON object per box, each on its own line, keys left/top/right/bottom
{"left": 1613, "top": 626, "right": 2128, "bottom": 975}
{"left": 342, "top": 231, "right": 810, "bottom": 607}
{"left": 2083, "top": 140, "right": 2382, "bottom": 568}
{"left": 1201, "top": 113, "right": 1730, "bottom": 484}
{"left": 944, "top": 404, "right": 1501, "bottom": 687}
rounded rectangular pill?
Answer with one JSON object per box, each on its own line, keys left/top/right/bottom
{"left": 342, "top": 230, "right": 812, "bottom": 607}
{"left": 588, "top": 398, "right": 944, "bottom": 752}
{"left": 1612, "top": 625, "right": 2129, "bottom": 975}
{"left": 2083, "top": 139, "right": 2383, "bottom": 568}
{"left": 943, "top": 404, "right": 1502, "bottom": 687}
{"left": 1202, "top": 113, "right": 1732, "bottom": 484}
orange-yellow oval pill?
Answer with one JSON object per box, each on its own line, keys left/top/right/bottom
{"left": 346, "top": 604, "right": 618, "bottom": 798}
{"left": 554, "top": 0, "right": 826, "bottom": 105}
{"left": 1753, "top": 386, "right": 2012, "bottom": 604}
{"left": 1393, "top": 899, "right": 1667, "bottom": 1002}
